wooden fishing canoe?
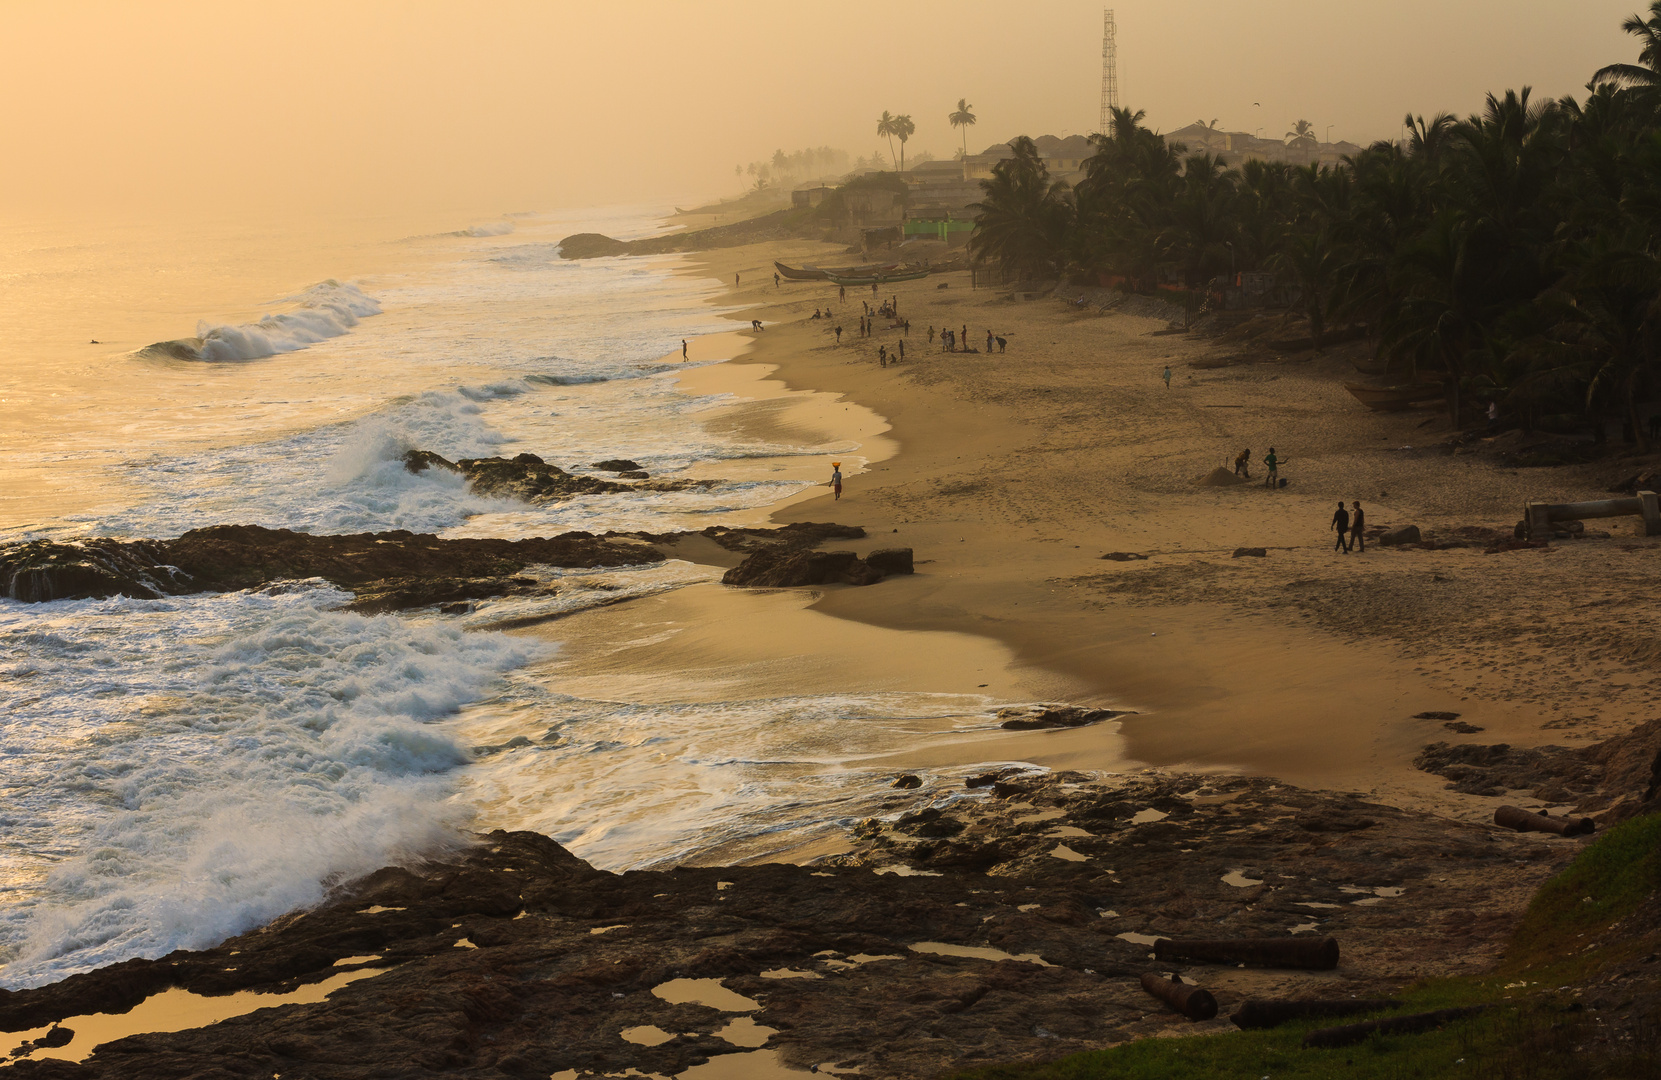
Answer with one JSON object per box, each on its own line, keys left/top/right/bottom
{"left": 774, "top": 261, "right": 829, "bottom": 281}
{"left": 1345, "top": 382, "right": 1445, "bottom": 412}
{"left": 824, "top": 268, "right": 931, "bottom": 287}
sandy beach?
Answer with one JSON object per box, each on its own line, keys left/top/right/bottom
{"left": 552, "top": 237, "right": 1661, "bottom": 826}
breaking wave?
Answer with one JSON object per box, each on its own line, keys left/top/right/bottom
{"left": 137, "top": 280, "right": 381, "bottom": 363}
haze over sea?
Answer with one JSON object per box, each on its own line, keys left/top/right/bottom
{"left": 0, "top": 208, "right": 1009, "bottom": 990}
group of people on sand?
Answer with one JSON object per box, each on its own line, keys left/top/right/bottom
{"left": 927, "top": 325, "right": 1006, "bottom": 354}
{"left": 1232, "top": 446, "right": 1288, "bottom": 487}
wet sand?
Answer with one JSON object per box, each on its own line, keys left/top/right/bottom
{"left": 539, "top": 237, "right": 1660, "bottom": 828}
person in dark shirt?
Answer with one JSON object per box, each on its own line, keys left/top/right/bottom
{"left": 1350, "top": 501, "right": 1366, "bottom": 553}
{"left": 1331, "top": 501, "right": 1351, "bottom": 553}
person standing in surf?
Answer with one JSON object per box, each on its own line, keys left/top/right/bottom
{"left": 681, "top": 339, "right": 688, "bottom": 361}
{"left": 830, "top": 461, "right": 843, "bottom": 500}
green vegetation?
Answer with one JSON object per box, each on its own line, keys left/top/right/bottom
{"left": 878, "top": 111, "right": 917, "bottom": 174}
{"left": 968, "top": 3, "right": 1661, "bottom": 438}
{"left": 943, "top": 815, "right": 1661, "bottom": 1080}
{"left": 950, "top": 98, "right": 978, "bottom": 161}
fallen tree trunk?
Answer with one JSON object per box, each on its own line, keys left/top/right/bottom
{"left": 1138, "top": 972, "right": 1217, "bottom": 1021}
{"left": 1495, "top": 805, "right": 1595, "bottom": 837}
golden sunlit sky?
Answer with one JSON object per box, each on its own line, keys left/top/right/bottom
{"left": 0, "top": 0, "right": 1644, "bottom": 220}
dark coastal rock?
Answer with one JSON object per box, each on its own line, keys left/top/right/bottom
{"left": 865, "top": 548, "right": 914, "bottom": 575}
{"left": 1414, "top": 741, "right": 1594, "bottom": 799}
{"left": 721, "top": 548, "right": 884, "bottom": 588}
{"left": 692, "top": 521, "right": 867, "bottom": 554}
{"left": 1100, "top": 551, "right": 1148, "bottom": 561}
{"left": 557, "top": 232, "right": 632, "bottom": 258}
{"left": 402, "top": 449, "right": 713, "bottom": 503}
{"left": 0, "top": 525, "right": 663, "bottom": 609}
{"left": 1380, "top": 525, "right": 1422, "bottom": 546}
{"left": 619, "top": 470, "right": 650, "bottom": 479}
{"left": 996, "top": 705, "right": 1127, "bottom": 731}
{"left": 1232, "top": 547, "right": 1267, "bottom": 558}
{"left": 592, "top": 459, "right": 643, "bottom": 472}
{"left": 891, "top": 774, "right": 923, "bottom": 789}
{"left": 0, "top": 772, "right": 1600, "bottom": 1079}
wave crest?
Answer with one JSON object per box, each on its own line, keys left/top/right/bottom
{"left": 138, "top": 280, "right": 381, "bottom": 363}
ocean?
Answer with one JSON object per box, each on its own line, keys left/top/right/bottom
{"left": 0, "top": 206, "right": 1020, "bottom": 990}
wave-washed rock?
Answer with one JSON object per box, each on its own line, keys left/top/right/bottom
{"left": 0, "top": 525, "right": 663, "bottom": 609}
{"left": 996, "top": 704, "right": 1128, "bottom": 730}
{"left": 719, "top": 542, "right": 913, "bottom": 589}
{"left": 0, "top": 771, "right": 1591, "bottom": 1078}
{"left": 404, "top": 451, "right": 716, "bottom": 502}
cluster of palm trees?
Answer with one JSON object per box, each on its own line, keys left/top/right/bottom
{"left": 872, "top": 100, "right": 979, "bottom": 173}
{"left": 969, "top": 4, "right": 1661, "bottom": 441}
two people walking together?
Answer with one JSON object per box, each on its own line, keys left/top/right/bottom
{"left": 1330, "top": 500, "right": 1367, "bottom": 553}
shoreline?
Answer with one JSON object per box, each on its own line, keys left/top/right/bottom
{"left": 651, "top": 238, "right": 1659, "bottom": 822}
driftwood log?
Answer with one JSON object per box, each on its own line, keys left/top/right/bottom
{"left": 1153, "top": 935, "right": 1339, "bottom": 970}
{"left": 1303, "top": 1006, "right": 1488, "bottom": 1048}
{"left": 1495, "top": 805, "right": 1595, "bottom": 837}
{"left": 1138, "top": 972, "right": 1218, "bottom": 1021}
{"left": 1230, "top": 998, "right": 1403, "bottom": 1030}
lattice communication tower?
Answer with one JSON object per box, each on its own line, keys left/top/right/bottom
{"left": 1099, "top": 8, "right": 1119, "bottom": 135}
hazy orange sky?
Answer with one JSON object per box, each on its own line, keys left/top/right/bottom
{"left": 0, "top": 0, "right": 1642, "bottom": 220}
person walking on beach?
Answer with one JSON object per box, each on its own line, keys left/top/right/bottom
{"left": 986, "top": 329, "right": 994, "bottom": 353}
{"left": 961, "top": 324, "right": 967, "bottom": 350}
{"left": 1350, "top": 500, "right": 1366, "bottom": 553}
{"left": 774, "top": 271, "right": 780, "bottom": 288}
{"left": 834, "top": 325, "right": 843, "bottom": 344}
{"left": 878, "top": 345, "right": 887, "bottom": 368}
{"left": 735, "top": 273, "right": 740, "bottom": 287}
{"left": 1263, "top": 447, "right": 1283, "bottom": 487}
{"left": 897, "top": 339, "right": 905, "bottom": 362}
{"left": 1162, "top": 365, "right": 1172, "bottom": 388}
{"left": 928, "top": 326, "right": 935, "bottom": 345}
{"left": 839, "top": 285, "right": 846, "bottom": 302}
{"left": 830, "top": 461, "right": 843, "bottom": 500}
{"left": 681, "top": 339, "right": 688, "bottom": 361}
{"left": 1331, "top": 500, "right": 1351, "bottom": 553}
{"left": 1233, "top": 448, "right": 1251, "bottom": 478}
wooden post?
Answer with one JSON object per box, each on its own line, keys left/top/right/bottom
{"left": 1640, "top": 491, "right": 1660, "bottom": 537}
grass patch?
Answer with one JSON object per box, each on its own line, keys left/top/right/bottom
{"left": 1502, "top": 812, "right": 1661, "bottom": 971}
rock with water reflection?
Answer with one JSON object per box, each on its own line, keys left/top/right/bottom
{"left": 0, "top": 771, "right": 1595, "bottom": 1078}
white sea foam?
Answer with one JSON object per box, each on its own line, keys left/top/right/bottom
{"left": 142, "top": 280, "right": 381, "bottom": 363}
{"left": 465, "top": 220, "right": 516, "bottom": 237}
{"left": 0, "top": 585, "right": 542, "bottom": 988}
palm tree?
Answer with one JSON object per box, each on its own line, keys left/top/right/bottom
{"left": 1286, "top": 119, "right": 1319, "bottom": 163}
{"left": 969, "top": 136, "right": 1075, "bottom": 280}
{"left": 950, "top": 99, "right": 977, "bottom": 162}
{"left": 877, "top": 111, "right": 900, "bottom": 173}
{"left": 893, "top": 114, "right": 916, "bottom": 172}
{"left": 1593, "top": 1, "right": 1661, "bottom": 86}
{"left": 1196, "top": 118, "right": 1225, "bottom": 152}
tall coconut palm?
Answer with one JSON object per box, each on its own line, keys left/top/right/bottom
{"left": 1286, "top": 119, "right": 1319, "bottom": 163}
{"left": 877, "top": 111, "right": 900, "bottom": 173}
{"left": 949, "top": 99, "right": 977, "bottom": 161}
{"left": 893, "top": 114, "right": 916, "bottom": 172}
{"left": 969, "top": 136, "right": 1075, "bottom": 280}
{"left": 1593, "top": 1, "right": 1661, "bottom": 86}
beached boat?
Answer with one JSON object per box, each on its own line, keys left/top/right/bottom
{"left": 774, "top": 261, "right": 829, "bottom": 281}
{"left": 824, "top": 267, "right": 931, "bottom": 287}
{"left": 1345, "top": 382, "right": 1445, "bottom": 412}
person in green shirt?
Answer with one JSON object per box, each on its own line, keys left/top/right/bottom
{"left": 1263, "top": 447, "right": 1284, "bottom": 487}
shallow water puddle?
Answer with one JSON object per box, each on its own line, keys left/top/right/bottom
{"left": 759, "top": 968, "right": 821, "bottom": 980}
{"left": 1049, "top": 844, "right": 1088, "bottom": 862}
{"left": 454, "top": 937, "right": 478, "bottom": 949}
{"left": 1017, "top": 903, "right": 1041, "bottom": 912}
{"left": 1129, "top": 808, "right": 1168, "bottom": 824}
{"left": 1294, "top": 901, "right": 1341, "bottom": 909}
{"left": 356, "top": 905, "right": 405, "bottom": 914}
{"left": 332, "top": 954, "right": 382, "bottom": 966}
{"left": 622, "top": 1024, "right": 676, "bottom": 1046}
{"left": 1013, "top": 809, "right": 1065, "bottom": 825}
{"left": 5, "top": 966, "right": 391, "bottom": 1064}
{"left": 590, "top": 923, "right": 629, "bottom": 935}
{"left": 1115, "top": 931, "right": 1161, "bottom": 947}
{"left": 651, "top": 978, "right": 759, "bottom": 1012}
{"left": 909, "top": 941, "right": 1051, "bottom": 967}
{"left": 717, "top": 1016, "right": 776, "bottom": 1048}
{"left": 1290, "top": 921, "right": 1321, "bottom": 934}
{"left": 1221, "top": 869, "right": 1264, "bottom": 887}
{"left": 873, "top": 866, "right": 942, "bottom": 877}
{"left": 1048, "top": 826, "right": 1093, "bottom": 839}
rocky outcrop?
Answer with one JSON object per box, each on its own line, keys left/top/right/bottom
{"left": 403, "top": 451, "right": 714, "bottom": 503}
{"left": 0, "top": 773, "right": 1580, "bottom": 1079}
{"left": 0, "top": 526, "right": 664, "bottom": 608}
{"left": 864, "top": 548, "right": 914, "bottom": 575}
{"left": 721, "top": 548, "right": 885, "bottom": 587}
{"left": 996, "top": 705, "right": 1127, "bottom": 731}
{"left": 1414, "top": 720, "right": 1661, "bottom": 820}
